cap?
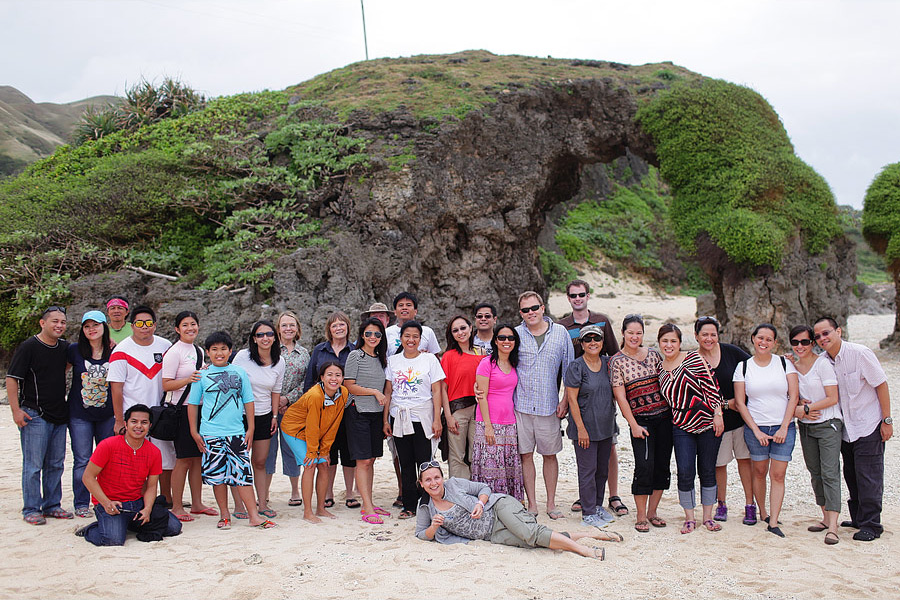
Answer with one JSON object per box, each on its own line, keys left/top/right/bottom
{"left": 578, "top": 324, "right": 604, "bottom": 340}
{"left": 81, "top": 310, "right": 108, "bottom": 325}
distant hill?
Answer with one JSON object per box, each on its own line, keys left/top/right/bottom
{"left": 0, "top": 86, "right": 119, "bottom": 176}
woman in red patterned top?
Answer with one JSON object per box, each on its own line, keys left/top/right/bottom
{"left": 609, "top": 314, "right": 672, "bottom": 533}
{"left": 657, "top": 323, "right": 725, "bottom": 534}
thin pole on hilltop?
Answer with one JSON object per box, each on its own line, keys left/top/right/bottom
{"left": 360, "top": 0, "right": 369, "bottom": 60}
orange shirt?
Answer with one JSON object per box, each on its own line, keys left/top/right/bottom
{"left": 281, "top": 384, "right": 347, "bottom": 460}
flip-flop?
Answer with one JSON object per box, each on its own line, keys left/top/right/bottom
{"left": 288, "top": 498, "right": 303, "bottom": 506}
{"left": 598, "top": 530, "right": 624, "bottom": 542}
{"left": 392, "top": 496, "right": 404, "bottom": 508}
{"left": 593, "top": 547, "right": 606, "bottom": 561}
{"left": 361, "top": 512, "right": 384, "bottom": 524}
{"left": 190, "top": 507, "right": 219, "bottom": 516}
{"left": 259, "top": 508, "right": 277, "bottom": 518}
{"left": 372, "top": 506, "right": 391, "bottom": 516}
{"left": 217, "top": 518, "right": 231, "bottom": 530}
{"left": 703, "top": 519, "right": 721, "bottom": 532}
{"left": 323, "top": 499, "right": 335, "bottom": 508}
{"left": 397, "top": 510, "right": 415, "bottom": 520}
{"left": 571, "top": 499, "right": 583, "bottom": 512}
{"left": 345, "top": 498, "right": 361, "bottom": 509}
{"left": 608, "top": 496, "right": 629, "bottom": 516}
{"left": 255, "top": 519, "right": 277, "bottom": 529}
{"left": 176, "top": 513, "right": 195, "bottom": 522}
{"left": 233, "top": 511, "right": 249, "bottom": 519}
{"left": 824, "top": 531, "right": 839, "bottom": 545}
{"left": 807, "top": 521, "right": 828, "bottom": 532}
{"left": 648, "top": 516, "right": 667, "bottom": 528}
{"left": 634, "top": 520, "right": 650, "bottom": 533}
{"left": 681, "top": 520, "right": 697, "bottom": 534}
{"left": 547, "top": 510, "right": 565, "bottom": 520}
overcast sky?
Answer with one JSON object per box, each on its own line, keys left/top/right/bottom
{"left": 3, "top": 0, "right": 898, "bottom": 208}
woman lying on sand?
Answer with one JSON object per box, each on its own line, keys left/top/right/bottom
{"left": 414, "top": 461, "right": 621, "bottom": 559}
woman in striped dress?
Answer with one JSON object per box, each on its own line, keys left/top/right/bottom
{"left": 657, "top": 323, "right": 725, "bottom": 534}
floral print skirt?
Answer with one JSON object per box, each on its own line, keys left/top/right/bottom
{"left": 471, "top": 421, "right": 524, "bottom": 502}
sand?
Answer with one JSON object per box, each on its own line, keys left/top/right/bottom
{"left": 0, "top": 275, "right": 897, "bottom": 599}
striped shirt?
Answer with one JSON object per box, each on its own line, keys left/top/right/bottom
{"left": 344, "top": 348, "right": 386, "bottom": 413}
{"left": 514, "top": 317, "right": 574, "bottom": 416}
{"left": 659, "top": 351, "right": 722, "bottom": 433}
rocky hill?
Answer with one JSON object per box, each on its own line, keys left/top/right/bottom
{"left": 0, "top": 86, "right": 118, "bottom": 176}
{"left": 0, "top": 51, "right": 852, "bottom": 353}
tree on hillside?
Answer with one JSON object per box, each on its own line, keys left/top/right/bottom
{"left": 862, "top": 161, "right": 900, "bottom": 340}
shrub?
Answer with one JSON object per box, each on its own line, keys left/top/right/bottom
{"left": 862, "top": 162, "right": 900, "bottom": 271}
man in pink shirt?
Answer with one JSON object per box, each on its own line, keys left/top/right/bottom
{"left": 814, "top": 317, "right": 893, "bottom": 542}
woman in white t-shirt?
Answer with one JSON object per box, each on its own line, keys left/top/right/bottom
{"left": 161, "top": 311, "right": 216, "bottom": 521}
{"left": 788, "top": 324, "right": 843, "bottom": 545}
{"left": 231, "top": 320, "right": 285, "bottom": 520}
{"left": 733, "top": 323, "right": 799, "bottom": 538}
{"left": 383, "top": 321, "right": 445, "bottom": 519}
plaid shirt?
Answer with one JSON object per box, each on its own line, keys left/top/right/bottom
{"left": 514, "top": 317, "right": 574, "bottom": 416}
{"left": 823, "top": 341, "right": 888, "bottom": 442}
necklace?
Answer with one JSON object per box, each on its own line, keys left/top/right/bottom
{"left": 125, "top": 437, "right": 144, "bottom": 455}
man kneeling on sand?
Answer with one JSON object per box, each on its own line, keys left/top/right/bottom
{"left": 76, "top": 404, "right": 182, "bottom": 545}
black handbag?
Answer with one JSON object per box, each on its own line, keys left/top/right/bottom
{"left": 149, "top": 345, "right": 203, "bottom": 441}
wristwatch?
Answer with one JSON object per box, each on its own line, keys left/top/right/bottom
{"left": 804, "top": 405, "right": 810, "bottom": 415}
{"left": 884, "top": 417, "right": 893, "bottom": 425}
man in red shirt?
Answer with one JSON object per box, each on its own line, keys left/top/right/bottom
{"left": 76, "top": 404, "right": 182, "bottom": 546}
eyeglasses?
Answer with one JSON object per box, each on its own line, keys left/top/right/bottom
{"left": 254, "top": 331, "right": 276, "bottom": 338}
{"left": 133, "top": 320, "right": 155, "bottom": 328}
{"left": 813, "top": 329, "right": 833, "bottom": 340}
{"left": 568, "top": 292, "right": 587, "bottom": 298}
{"left": 363, "top": 331, "right": 383, "bottom": 339}
{"left": 790, "top": 338, "right": 813, "bottom": 347}
{"left": 496, "top": 334, "right": 515, "bottom": 341}
{"left": 582, "top": 334, "right": 603, "bottom": 343}
{"left": 520, "top": 304, "right": 541, "bottom": 314}
{"left": 475, "top": 313, "right": 494, "bottom": 320}
{"left": 42, "top": 305, "right": 67, "bottom": 316}
{"left": 418, "top": 459, "right": 440, "bottom": 473}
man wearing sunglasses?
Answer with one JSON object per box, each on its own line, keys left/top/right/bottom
{"left": 472, "top": 303, "right": 498, "bottom": 354}
{"left": 7, "top": 306, "right": 72, "bottom": 524}
{"left": 556, "top": 279, "right": 626, "bottom": 517}
{"left": 514, "top": 291, "right": 574, "bottom": 520}
{"left": 813, "top": 317, "right": 892, "bottom": 542}
{"left": 108, "top": 305, "right": 175, "bottom": 503}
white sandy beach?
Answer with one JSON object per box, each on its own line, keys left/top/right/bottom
{"left": 0, "top": 276, "right": 897, "bottom": 599}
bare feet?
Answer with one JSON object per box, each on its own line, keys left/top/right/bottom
{"left": 304, "top": 513, "right": 322, "bottom": 524}
{"left": 572, "top": 530, "right": 623, "bottom": 543}
{"left": 316, "top": 509, "right": 337, "bottom": 520}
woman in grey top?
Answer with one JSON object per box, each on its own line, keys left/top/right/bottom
{"left": 564, "top": 325, "right": 617, "bottom": 529}
{"left": 343, "top": 318, "right": 390, "bottom": 523}
{"left": 415, "top": 462, "right": 619, "bottom": 558}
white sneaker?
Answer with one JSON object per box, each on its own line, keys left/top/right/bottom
{"left": 582, "top": 513, "right": 609, "bottom": 529}
{"left": 596, "top": 506, "right": 616, "bottom": 524}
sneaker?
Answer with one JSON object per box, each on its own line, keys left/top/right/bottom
{"left": 714, "top": 501, "right": 727, "bottom": 522}
{"left": 74, "top": 506, "right": 92, "bottom": 518}
{"left": 742, "top": 504, "right": 757, "bottom": 526}
{"left": 581, "top": 513, "right": 608, "bottom": 529}
{"left": 596, "top": 506, "right": 616, "bottom": 524}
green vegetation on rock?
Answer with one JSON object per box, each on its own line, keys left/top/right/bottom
{"left": 840, "top": 205, "right": 889, "bottom": 284}
{"left": 862, "top": 162, "right": 900, "bottom": 270}
{"left": 635, "top": 79, "right": 841, "bottom": 268}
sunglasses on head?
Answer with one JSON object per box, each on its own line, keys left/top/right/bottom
{"left": 254, "top": 331, "right": 276, "bottom": 338}
{"left": 496, "top": 334, "right": 515, "bottom": 342}
{"left": 624, "top": 313, "right": 643, "bottom": 321}
{"left": 568, "top": 292, "right": 587, "bottom": 298}
{"left": 42, "top": 305, "right": 67, "bottom": 316}
{"left": 132, "top": 320, "right": 154, "bottom": 328}
{"left": 520, "top": 304, "right": 541, "bottom": 314}
{"left": 363, "top": 331, "right": 383, "bottom": 339}
{"left": 418, "top": 459, "right": 441, "bottom": 474}
{"left": 790, "top": 338, "right": 813, "bottom": 347}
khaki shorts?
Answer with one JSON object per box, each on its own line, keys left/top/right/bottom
{"left": 716, "top": 426, "right": 751, "bottom": 467}
{"left": 515, "top": 412, "right": 563, "bottom": 455}
{"left": 149, "top": 437, "right": 177, "bottom": 470}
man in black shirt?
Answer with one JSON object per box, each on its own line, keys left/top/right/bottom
{"left": 6, "top": 306, "right": 72, "bottom": 525}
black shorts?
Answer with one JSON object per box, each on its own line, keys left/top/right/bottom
{"left": 243, "top": 412, "right": 275, "bottom": 441}
{"left": 329, "top": 417, "right": 357, "bottom": 468}
{"left": 174, "top": 405, "right": 201, "bottom": 459}
{"left": 345, "top": 404, "right": 384, "bottom": 461}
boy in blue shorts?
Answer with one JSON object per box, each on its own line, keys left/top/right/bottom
{"left": 187, "top": 331, "right": 276, "bottom": 530}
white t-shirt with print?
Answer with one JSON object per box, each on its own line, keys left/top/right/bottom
{"left": 385, "top": 352, "right": 445, "bottom": 421}
{"left": 107, "top": 335, "right": 172, "bottom": 410}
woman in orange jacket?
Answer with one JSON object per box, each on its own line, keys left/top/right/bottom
{"left": 281, "top": 361, "right": 347, "bottom": 523}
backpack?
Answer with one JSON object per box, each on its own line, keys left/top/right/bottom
{"left": 741, "top": 355, "right": 787, "bottom": 377}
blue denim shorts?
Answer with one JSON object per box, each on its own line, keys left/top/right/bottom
{"left": 743, "top": 422, "right": 796, "bottom": 462}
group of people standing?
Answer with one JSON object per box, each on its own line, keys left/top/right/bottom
{"left": 6, "top": 280, "right": 893, "bottom": 553}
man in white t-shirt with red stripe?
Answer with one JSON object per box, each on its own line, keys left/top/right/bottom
{"left": 107, "top": 305, "right": 174, "bottom": 502}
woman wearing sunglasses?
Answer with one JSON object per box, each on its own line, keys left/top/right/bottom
{"left": 733, "top": 324, "right": 800, "bottom": 538}
{"left": 343, "top": 318, "right": 390, "bottom": 523}
{"left": 609, "top": 314, "right": 672, "bottom": 533}
{"left": 471, "top": 324, "right": 524, "bottom": 501}
{"left": 231, "top": 320, "right": 284, "bottom": 520}
{"left": 564, "top": 325, "right": 618, "bottom": 529}
{"left": 657, "top": 323, "right": 725, "bottom": 534}
{"left": 789, "top": 325, "right": 842, "bottom": 545}
{"left": 415, "top": 461, "right": 620, "bottom": 558}
{"left": 440, "top": 315, "right": 486, "bottom": 479}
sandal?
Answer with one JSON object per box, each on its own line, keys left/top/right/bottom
{"left": 323, "top": 498, "right": 335, "bottom": 508}
{"left": 233, "top": 511, "right": 249, "bottom": 520}
{"left": 608, "top": 496, "right": 629, "bottom": 516}
{"left": 190, "top": 507, "right": 219, "bottom": 516}
{"left": 44, "top": 508, "right": 74, "bottom": 520}
{"left": 648, "top": 516, "right": 667, "bottom": 528}
{"left": 255, "top": 519, "right": 277, "bottom": 529}
{"left": 571, "top": 499, "right": 583, "bottom": 512}
{"left": 176, "top": 513, "right": 195, "bottom": 522}
{"left": 258, "top": 508, "right": 277, "bottom": 518}
{"left": 593, "top": 547, "right": 606, "bottom": 560}
{"left": 74, "top": 506, "right": 93, "bottom": 518}
{"left": 288, "top": 498, "right": 303, "bottom": 506}
{"left": 217, "top": 518, "right": 231, "bottom": 530}
{"left": 598, "top": 530, "right": 624, "bottom": 542}
{"left": 345, "top": 498, "right": 361, "bottom": 509}
{"left": 681, "top": 520, "right": 697, "bottom": 534}
{"left": 397, "top": 509, "right": 415, "bottom": 520}
{"left": 392, "top": 496, "right": 404, "bottom": 508}
{"left": 634, "top": 520, "right": 650, "bottom": 533}
{"left": 24, "top": 513, "right": 47, "bottom": 525}
{"left": 703, "top": 519, "right": 721, "bottom": 532}
{"left": 361, "top": 512, "right": 384, "bottom": 524}
{"left": 807, "top": 521, "right": 828, "bottom": 532}
{"left": 547, "top": 509, "right": 565, "bottom": 520}
{"left": 372, "top": 506, "right": 391, "bottom": 516}
{"left": 824, "top": 531, "right": 839, "bottom": 545}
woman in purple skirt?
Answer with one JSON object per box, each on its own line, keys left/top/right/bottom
{"left": 472, "top": 324, "right": 524, "bottom": 501}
